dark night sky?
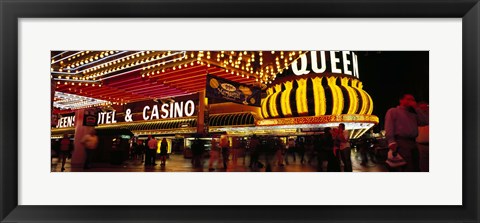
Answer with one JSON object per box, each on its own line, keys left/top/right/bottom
{"left": 356, "top": 51, "right": 429, "bottom": 132}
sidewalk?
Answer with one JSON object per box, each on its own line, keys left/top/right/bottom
{"left": 51, "top": 150, "right": 388, "bottom": 172}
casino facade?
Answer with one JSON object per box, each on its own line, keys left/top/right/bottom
{"left": 50, "top": 50, "right": 378, "bottom": 166}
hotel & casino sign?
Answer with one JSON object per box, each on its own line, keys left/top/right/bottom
{"left": 54, "top": 95, "right": 198, "bottom": 128}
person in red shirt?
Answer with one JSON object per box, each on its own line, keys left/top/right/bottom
{"left": 59, "top": 134, "right": 71, "bottom": 172}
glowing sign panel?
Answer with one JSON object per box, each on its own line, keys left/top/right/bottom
{"left": 291, "top": 51, "right": 359, "bottom": 78}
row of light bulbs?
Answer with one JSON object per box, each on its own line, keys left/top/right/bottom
{"left": 53, "top": 51, "right": 120, "bottom": 69}
{"left": 56, "top": 81, "right": 102, "bottom": 87}
{"left": 140, "top": 51, "right": 301, "bottom": 85}
{"left": 53, "top": 51, "right": 302, "bottom": 87}
{"left": 81, "top": 51, "right": 183, "bottom": 80}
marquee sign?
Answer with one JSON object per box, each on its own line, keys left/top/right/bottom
{"left": 286, "top": 51, "right": 360, "bottom": 78}
{"left": 206, "top": 74, "right": 261, "bottom": 107}
{"left": 54, "top": 96, "right": 198, "bottom": 128}
{"left": 256, "top": 114, "right": 379, "bottom": 126}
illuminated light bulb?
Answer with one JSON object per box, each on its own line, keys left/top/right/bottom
{"left": 236, "top": 73, "right": 239, "bottom": 76}
{"left": 173, "top": 67, "right": 176, "bottom": 70}
{"left": 57, "top": 81, "right": 60, "bottom": 84}
{"left": 271, "top": 51, "right": 275, "bottom": 54}
{"left": 207, "top": 64, "right": 211, "bottom": 67}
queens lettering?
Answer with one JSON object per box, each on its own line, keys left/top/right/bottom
{"left": 143, "top": 100, "right": 195, "bottom": 120}
{"left": 292, "top": 51, "right": 359, "bottom": 78}
{"left": 56, "top": 116, "right": 75, "bottom": 128}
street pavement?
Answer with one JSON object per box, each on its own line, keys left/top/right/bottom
{"left": 52, "top": 150, "right": 388, "bottom": 172}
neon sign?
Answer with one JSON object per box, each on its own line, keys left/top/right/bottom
{"left": 142, "top": 100, "right": 195, "bottom": 120}
{"left": 292, "top": 51, "right": 359, "bottom": 78}
{"left": 56, "top": 116, "right": 75, "bottom": 128}
{"left": 54, "top": 99, "right": 197, "bottom": 128}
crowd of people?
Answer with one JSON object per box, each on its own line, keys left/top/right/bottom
{"left": 187, "top": 123, "right": 358, "bottom": 172}
{"left": 52, "top": 93, "right": 428, "bottom": 172}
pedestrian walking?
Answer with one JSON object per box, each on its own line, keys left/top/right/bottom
{"left": 220, "top": 135, "right": 230, "bottom": 169}
{"left": 59, "top": 134, "right": 71, "bottom": 172}
{"left": 336, "top": 123, "right": 352, "bottom": 172}
{"left": 285, "top": 138, "right": 296, "bottom": 164}
{"left": 385, "top": 94, "right": 429, "bottom": 172}
{"left": 81, "top": 129, "right": 98, "bottom": 169}
{"left": 208, "top": 138, "right": 220, "bottom": 171}
{"left": 160, "top": 138, "right": 168, "bottom": 166}
{"left": 146, "top": 136, "right": 158, "bottom": 166}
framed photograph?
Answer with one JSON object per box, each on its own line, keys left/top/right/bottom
{"left": 1, "top": 0, "right": 479, "bottom": 222}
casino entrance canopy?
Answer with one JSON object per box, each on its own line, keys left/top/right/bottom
{"left": 51, "top": 50, "right": 378, "bottom": 138}
{"left": 51, "top": 50, "right": 290, "bottom": 106}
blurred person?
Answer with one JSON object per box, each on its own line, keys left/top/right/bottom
{"left": 129, "top": 139, "right": 138, "bottom": 160}
{"left": 248, "top": 134, "right": 260, "bottom": 168}
{"left": 358, "top": 134, "right": 372, "bottom": 166}
{"left": 323, "top": 127, "right": 340, "bottom": 172}
{"left": 136, "top": 140, "right": 145, "bottom": 162}
{"left": 385, "top": 94, "right": 429, "bottom": 172}
{"left": 305, "top": 136, "right": 315, "bottom": 165}
{"left": 264, "top": 136, "right": 276, "bottom": 172}
{"left": 219, "top": 135, "right": 230, "bottom": 169}
{"left": 416, "top": 101, "right": 429, "bottom": 172}
{"left": 146, "top": 135, "right": 158, "bottom": 166}
{"left": 209, "top": 138, "right": 220, "bottom": 171}
{"left": 160, "top": 138, "right": 168, "bottom": 166}
{"left": 191, "top": 136, "right": 203, "bottom": 168}
{"left": 59, "top": 134, "right": 71, "bottom": 172}
{"left": 285, "top": 138, "right": 296, "bottom": 165}
{"left": 336, "top": 123, "right": 352, "bottom": 172}
{"left": 314, "top": 134, "right": 325, "bottom": 171}
{"left": 296, "top": 137, "right": 306, "bottom": 164}
{"left": 275, "top": 137, "right": 286, "bottom": 166}
{"left": 81, "top": 129, "right": 98, "bottom": 169}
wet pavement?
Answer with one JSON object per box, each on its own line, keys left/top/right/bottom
{"left": 51, "top": 150, "right": 388, "bottom": 172}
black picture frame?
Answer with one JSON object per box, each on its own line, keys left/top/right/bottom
{"left": 1, "top": 0, "right": 478, "bottom": 222}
